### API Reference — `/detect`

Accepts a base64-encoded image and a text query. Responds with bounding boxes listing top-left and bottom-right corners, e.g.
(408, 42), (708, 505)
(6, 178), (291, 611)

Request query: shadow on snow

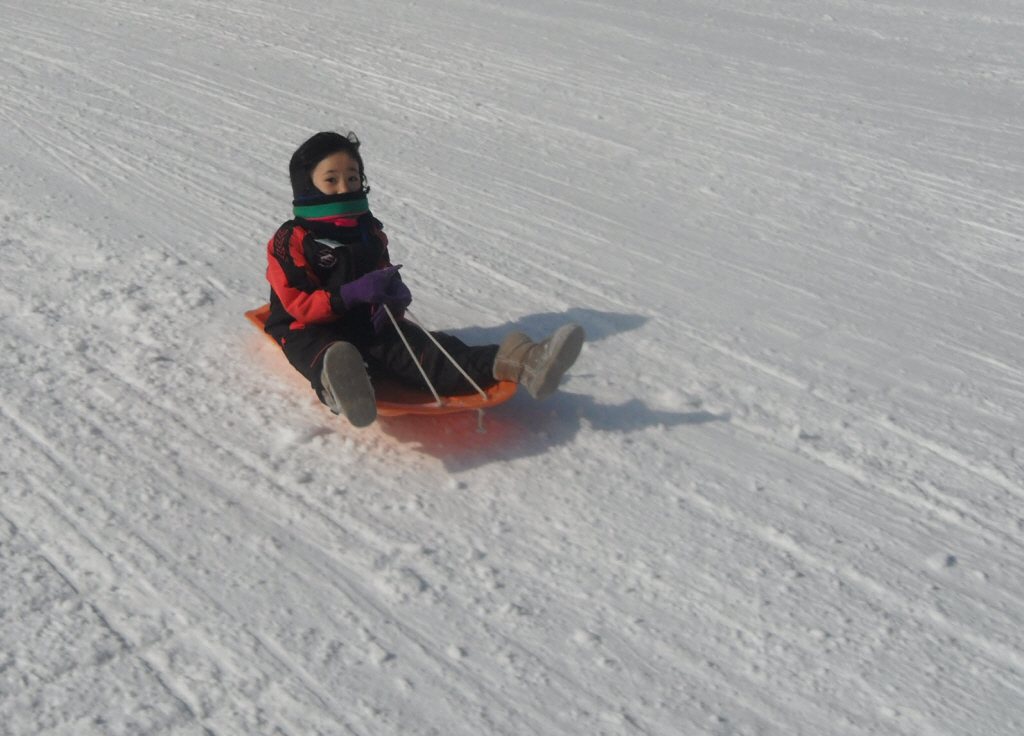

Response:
(375, 308), (728, 471)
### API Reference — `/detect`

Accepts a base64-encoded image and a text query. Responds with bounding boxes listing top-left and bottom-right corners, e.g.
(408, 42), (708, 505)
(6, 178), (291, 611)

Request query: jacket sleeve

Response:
(266, 224), (347, 325)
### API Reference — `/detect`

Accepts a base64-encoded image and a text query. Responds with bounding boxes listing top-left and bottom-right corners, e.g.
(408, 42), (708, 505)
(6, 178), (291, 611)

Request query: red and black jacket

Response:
(264, 212), (391, 342)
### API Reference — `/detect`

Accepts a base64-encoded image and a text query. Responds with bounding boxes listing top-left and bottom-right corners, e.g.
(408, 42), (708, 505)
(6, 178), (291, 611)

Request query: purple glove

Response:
(370, 273), (413, 333)
(383, 273), (412, 310)
(338, 265), (402, 309)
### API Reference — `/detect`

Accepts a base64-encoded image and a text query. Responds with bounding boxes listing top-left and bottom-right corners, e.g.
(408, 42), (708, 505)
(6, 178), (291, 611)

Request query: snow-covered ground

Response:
(2, 0), (1024, 733)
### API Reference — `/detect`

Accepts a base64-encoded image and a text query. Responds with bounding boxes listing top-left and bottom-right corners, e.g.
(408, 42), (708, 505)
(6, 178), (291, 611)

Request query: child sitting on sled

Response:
(263, 130), (585, 427)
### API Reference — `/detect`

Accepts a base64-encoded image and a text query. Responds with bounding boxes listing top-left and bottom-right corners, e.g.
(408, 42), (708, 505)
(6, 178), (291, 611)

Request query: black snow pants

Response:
(276, 320), (499, 406)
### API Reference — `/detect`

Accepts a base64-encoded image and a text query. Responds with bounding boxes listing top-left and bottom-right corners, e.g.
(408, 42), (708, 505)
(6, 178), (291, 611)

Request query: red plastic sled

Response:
(245, 304), (517, 417)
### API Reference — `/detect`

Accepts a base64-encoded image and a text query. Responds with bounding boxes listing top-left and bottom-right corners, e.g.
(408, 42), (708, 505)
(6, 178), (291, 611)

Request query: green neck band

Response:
(293, 195), (369, 219)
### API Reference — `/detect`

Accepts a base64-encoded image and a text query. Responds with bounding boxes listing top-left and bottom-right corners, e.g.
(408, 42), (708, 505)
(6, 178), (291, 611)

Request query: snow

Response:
(2, 0), (1024, 733)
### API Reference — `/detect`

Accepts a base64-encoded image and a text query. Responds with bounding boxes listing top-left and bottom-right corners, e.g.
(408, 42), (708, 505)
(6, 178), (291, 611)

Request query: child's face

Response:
(311, 152), (363, 195)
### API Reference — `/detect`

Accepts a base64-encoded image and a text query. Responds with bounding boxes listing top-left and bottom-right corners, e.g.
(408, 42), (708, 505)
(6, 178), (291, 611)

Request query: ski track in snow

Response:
(2, 0), (1024, 734)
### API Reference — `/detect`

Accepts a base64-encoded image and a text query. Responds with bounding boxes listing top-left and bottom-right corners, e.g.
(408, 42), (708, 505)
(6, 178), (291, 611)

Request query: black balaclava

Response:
(289, 131), (366, 200)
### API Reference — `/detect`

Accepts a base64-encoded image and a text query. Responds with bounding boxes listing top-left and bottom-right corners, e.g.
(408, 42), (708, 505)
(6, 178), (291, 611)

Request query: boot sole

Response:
(525, 323), (585, 400)
(322, 342), (377, 427)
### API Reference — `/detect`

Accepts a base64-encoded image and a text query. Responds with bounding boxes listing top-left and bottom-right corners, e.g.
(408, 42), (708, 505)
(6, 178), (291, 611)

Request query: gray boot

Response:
(320, 342), (377, 427)
(493, 324), (585, 400)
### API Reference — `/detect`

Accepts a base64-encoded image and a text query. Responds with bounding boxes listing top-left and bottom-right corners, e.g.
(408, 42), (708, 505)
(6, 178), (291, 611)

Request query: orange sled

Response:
(246, 304), (517, 417)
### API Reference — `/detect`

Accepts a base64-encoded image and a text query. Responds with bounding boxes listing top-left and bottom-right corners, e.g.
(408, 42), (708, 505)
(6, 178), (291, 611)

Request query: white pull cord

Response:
(381, 305), (490, 405)
(382, 304), (444, 406)
(406, 309), (491, 432)
(385, 302), (491, 431)
(405, 309), (490, 401)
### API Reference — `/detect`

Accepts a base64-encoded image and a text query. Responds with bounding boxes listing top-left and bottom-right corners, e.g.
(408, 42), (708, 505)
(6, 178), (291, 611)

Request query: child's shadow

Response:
(377, 391), (726, 472)
(375, 309), (728, 471)
(447, 307), (647, 347)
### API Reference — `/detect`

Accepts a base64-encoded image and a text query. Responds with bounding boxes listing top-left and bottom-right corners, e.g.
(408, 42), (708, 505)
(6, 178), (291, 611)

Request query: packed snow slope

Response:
(2, 0), (1024, 733)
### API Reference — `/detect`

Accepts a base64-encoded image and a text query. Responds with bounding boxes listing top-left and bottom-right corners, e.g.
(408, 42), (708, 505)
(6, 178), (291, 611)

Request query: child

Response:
(264, 131), (584, 427)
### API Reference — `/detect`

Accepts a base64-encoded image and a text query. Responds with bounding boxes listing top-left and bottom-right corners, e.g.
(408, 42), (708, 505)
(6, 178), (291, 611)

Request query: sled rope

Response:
(382, 305), (444, 406)
(382, 305), (490, 405)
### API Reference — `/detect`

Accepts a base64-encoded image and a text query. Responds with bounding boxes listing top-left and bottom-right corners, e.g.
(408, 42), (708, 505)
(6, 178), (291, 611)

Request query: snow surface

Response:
(2, 0), (1024, 733)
